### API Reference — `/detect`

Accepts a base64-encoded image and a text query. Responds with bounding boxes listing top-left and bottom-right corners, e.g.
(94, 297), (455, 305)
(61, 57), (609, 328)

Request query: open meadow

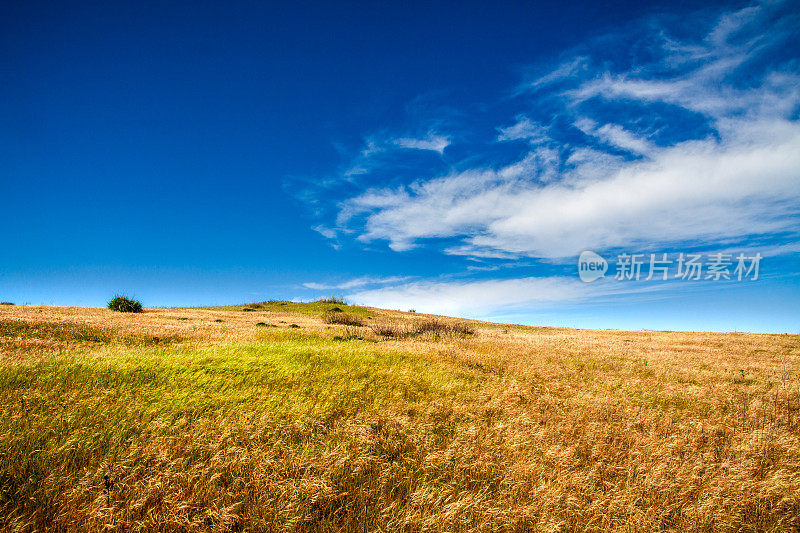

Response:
(0, 302), (798, 532)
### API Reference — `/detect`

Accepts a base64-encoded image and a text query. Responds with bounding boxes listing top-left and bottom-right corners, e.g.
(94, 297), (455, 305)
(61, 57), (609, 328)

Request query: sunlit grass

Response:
(1, 305), (799, 531)
(0, 335), (483, 530)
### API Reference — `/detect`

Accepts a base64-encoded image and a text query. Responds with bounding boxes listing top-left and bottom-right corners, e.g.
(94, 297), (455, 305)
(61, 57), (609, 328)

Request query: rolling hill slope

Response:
(1, 302), (799, 531)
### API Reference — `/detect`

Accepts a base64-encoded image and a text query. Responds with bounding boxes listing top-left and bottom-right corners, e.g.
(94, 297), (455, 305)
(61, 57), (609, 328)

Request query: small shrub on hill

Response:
(369, 319), (474, 339)
(413, 319), (474, 337)
(317, 295), (347, 305)
(107, 295), (143, 313)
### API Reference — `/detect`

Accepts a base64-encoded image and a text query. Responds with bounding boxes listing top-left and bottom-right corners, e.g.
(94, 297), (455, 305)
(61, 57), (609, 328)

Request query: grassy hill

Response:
(1, 302), (798, 531)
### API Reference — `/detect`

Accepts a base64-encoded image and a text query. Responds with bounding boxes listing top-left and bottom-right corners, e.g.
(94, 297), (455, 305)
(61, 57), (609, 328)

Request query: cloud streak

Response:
(344, 131), (450, 177)
(303, 275), (413, 291)
(348, 275), (669, 317)
(391, 132), (450, 153)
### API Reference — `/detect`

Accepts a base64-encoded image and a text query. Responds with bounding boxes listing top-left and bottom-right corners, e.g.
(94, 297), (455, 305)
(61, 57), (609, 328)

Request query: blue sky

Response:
(1, 0), (799, 333)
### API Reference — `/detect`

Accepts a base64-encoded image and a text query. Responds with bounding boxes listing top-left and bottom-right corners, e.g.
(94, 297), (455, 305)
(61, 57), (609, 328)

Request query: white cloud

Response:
(341, 131), (450, 177)
(444, 245), (520, 259)
(519, 56), (589, 93)
(391, 132), (450, 154)
(350, 276), (582, 315)
(331, 2), (800, 259)
(312, 225), (338, 240)
(497, 116), (550, 143)
(342, 117), (800, 258)
(303, 275), (413, 291)
(348, 275), (663, 316)
(473, 124), (800, 257)
(575, 118), (654, 155)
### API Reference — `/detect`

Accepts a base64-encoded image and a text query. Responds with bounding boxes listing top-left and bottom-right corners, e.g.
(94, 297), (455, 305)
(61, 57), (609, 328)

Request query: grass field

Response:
(1, 303), (798, 532)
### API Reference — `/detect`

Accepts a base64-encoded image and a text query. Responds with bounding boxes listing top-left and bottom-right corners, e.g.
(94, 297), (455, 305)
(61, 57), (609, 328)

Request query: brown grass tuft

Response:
(369, 321), (412, 338)
(322, 310), (364, 327)
(412, 318), (474, 337)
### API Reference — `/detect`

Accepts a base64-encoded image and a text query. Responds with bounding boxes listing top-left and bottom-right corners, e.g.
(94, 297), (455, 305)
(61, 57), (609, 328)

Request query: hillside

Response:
(1, 302), (799, 532)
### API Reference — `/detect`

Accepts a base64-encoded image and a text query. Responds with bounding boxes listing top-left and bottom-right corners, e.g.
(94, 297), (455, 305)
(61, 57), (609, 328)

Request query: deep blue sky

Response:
(2, 0), (799, 332)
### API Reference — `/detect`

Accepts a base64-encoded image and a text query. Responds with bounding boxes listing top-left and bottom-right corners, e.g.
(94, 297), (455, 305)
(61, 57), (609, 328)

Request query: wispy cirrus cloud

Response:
(344, 130), (450, 177)
(515, 56), (589, 94)
(303, 275), (413, 291)
(391, 132), (450, 153)
(496, 116), (551, 143)
(318, 1), (799, 260)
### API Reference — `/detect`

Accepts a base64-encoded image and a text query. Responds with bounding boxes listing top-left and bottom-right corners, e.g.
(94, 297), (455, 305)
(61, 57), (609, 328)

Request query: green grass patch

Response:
(0, 336), (481, 511)
(0, 320), (113, 344)
(0, 319), (183, 351)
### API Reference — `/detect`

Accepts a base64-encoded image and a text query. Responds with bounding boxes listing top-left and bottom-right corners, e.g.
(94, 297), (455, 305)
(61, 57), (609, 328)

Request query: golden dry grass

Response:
(0, 303), (798, 532)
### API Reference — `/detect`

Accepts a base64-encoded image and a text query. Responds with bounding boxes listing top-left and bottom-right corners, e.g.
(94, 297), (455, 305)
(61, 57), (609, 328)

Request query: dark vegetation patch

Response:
(107, 296), (143, 313)
(333, 326), (364, 341)
(240, 301), (284, 310)
(369, 322), (411, 338)
(248, 300), (288, 307)
(216, 300), (373, 319)
(0, 302), (14, 306)
(414, 319), (474, 337)
(322, 311), (364, 327)
(370, 319), (474, 339)
(316, 295), (347, 305)
(333, 334), (363, 341)
(121, 334), (183, 347)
